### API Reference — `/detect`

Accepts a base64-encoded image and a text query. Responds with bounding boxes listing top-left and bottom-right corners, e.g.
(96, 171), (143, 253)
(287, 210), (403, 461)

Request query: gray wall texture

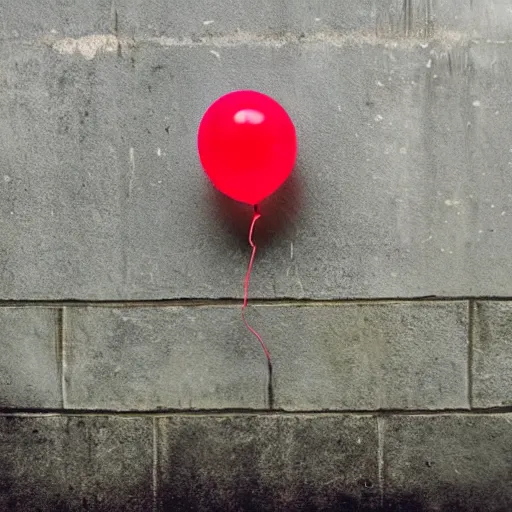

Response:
(1, 0), (512, 510)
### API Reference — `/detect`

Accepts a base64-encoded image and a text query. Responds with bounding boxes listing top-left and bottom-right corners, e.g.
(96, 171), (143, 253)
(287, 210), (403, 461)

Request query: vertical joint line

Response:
(377, 416), (385, 507)
(267, 360), (274, 410)
(57, 307), (66, 409)
(152, 418), (158, 512)
(467, 299), (475, 409)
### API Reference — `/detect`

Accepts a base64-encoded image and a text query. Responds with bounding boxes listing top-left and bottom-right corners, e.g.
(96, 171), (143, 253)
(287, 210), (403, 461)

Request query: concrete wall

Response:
(1, 1), (512, 510)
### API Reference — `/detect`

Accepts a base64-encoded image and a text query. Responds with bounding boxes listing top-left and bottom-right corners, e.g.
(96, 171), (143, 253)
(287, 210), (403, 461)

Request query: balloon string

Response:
(242, 205), (271, 361)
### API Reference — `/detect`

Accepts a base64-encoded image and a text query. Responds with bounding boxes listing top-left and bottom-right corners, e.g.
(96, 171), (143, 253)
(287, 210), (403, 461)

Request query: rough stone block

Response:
(0, 415), (153, 511)
(1, 39), (512, 300)
(254, 301), (469, 410)
(0, 307), (61, 408)
(64, 306), (268, 410)
(383, 414), (512, 511)
(472, 301), (512, 408)
(158, 414), (379, 511)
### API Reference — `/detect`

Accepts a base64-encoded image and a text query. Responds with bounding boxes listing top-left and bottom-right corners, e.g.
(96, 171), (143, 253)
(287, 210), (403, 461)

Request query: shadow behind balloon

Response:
(203, 164), (304, 251)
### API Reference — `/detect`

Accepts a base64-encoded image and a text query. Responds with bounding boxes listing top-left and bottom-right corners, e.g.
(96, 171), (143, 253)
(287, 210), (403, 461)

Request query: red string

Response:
(242, 205), (271, 361)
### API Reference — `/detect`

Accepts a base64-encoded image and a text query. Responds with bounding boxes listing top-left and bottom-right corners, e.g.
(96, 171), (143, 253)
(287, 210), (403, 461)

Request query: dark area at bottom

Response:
(1, 414), (511, 511)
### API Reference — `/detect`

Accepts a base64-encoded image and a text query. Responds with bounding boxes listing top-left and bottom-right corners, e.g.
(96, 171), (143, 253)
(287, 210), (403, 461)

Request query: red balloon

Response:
(198, 90), (297, 205)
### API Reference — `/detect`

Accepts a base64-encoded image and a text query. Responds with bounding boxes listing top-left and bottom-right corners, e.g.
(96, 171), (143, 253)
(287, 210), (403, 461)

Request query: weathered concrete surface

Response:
(0, 308), (61, 408)
(383, 414), (512, 511)
(158, 414), (379, 511)
(472, 301), (512, 408)
(64, 306), (268, 410)
(3, 0), (509, 43)
(256, 301), (469, 410)
(0, 415), (153, 511)
(0, 0), (113, 41)
(118, 0), (512, 40)
(117, 0), (376, 39)
(1, 39), (512, 300)
(64, 302), (468, 411)
(376, 0), (512, 39)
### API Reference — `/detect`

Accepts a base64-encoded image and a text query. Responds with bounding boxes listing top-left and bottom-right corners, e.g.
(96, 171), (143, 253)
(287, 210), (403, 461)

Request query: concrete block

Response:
(255, 301), (469, 410)
(116, 0), (376, 39)
(64, 306), (268, 410)
(472, 301), (512, 407)
(0, 307), (61, 408)
(383, 414), (512, 510)
(157, 414), (379, 511)
(118, 0), (512, 40)
(0, 415), (153, 511)
(1, 39), (512, 299)
(0, 0), (113, 41)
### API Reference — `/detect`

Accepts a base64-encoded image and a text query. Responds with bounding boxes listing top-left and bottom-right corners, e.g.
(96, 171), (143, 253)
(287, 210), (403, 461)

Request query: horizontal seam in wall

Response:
(0, 296), (509, 307)
(0, 406), (511, 417)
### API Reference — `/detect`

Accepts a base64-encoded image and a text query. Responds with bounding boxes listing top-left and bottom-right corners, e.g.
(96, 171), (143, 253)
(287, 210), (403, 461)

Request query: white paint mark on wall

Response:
(290, 242), (294, 260)
(50, 34), (118, 60)
(426, 59), (432, 68)
(157, 148), (161, 156)
(472, 100), (481, 107)
(210, 50), (220, 59)
(203, 20), (215, 26)
(444, 199), (461, 206)
(45, 30), (475, 61)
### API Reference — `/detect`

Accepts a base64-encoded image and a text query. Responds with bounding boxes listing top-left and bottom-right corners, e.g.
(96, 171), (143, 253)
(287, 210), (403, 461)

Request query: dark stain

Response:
(158, 482), (419, 511)
(159, 483), (508, 512)
(113, 9), (122, 57)
(425, 0), (435, 36)
(403, 0), (413, 36)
